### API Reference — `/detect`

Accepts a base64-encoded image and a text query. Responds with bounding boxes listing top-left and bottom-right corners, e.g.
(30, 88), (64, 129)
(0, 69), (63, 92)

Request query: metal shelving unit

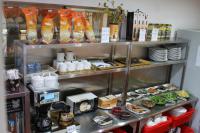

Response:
(14, 38), (195, 133)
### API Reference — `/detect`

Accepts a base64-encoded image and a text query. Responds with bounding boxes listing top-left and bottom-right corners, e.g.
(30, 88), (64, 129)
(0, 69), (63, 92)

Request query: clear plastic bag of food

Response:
(58, 9), (72, 43)
(41, 10), (57, 44)
(72, 12), (85, 42)
(83, 16), (96, 42)
(21, 7), (38, 44)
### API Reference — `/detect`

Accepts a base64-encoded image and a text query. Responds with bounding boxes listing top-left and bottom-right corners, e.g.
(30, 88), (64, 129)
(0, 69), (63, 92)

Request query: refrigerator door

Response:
(177, 29), (200, 133)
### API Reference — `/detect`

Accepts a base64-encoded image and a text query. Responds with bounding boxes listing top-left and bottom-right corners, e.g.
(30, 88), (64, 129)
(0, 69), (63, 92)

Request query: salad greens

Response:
(150, 92), (178, 105)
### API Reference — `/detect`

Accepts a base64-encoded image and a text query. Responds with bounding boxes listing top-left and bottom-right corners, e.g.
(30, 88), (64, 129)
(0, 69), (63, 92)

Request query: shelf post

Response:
(122, 43), (132, 105)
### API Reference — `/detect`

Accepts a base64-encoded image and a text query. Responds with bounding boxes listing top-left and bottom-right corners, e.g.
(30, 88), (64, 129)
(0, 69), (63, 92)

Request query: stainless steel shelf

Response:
(131, 39), (188, 47)
(58, 67), (126, 80)
(15, 39), (188, 49)
(131, 60), (186, 70)
(74, 109), (139, 133)
(14, 40), (130, 49)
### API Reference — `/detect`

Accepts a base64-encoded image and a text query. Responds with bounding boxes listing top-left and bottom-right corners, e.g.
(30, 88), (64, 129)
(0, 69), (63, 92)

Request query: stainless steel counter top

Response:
(74, 95), (197, 133)
(74, 109), (139, 133)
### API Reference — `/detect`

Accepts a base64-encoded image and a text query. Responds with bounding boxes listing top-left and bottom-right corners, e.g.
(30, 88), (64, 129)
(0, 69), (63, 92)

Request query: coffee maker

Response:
(34, 105), (52, 133)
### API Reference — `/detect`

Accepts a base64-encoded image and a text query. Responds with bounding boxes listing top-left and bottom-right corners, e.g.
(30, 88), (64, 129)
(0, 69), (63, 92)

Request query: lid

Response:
(63, 105), (71, 113)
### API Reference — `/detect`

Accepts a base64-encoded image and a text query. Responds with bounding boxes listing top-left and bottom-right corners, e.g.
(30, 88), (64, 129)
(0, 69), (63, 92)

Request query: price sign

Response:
(101, 27), (110, 43)
(66, 125), (76, 133)
(139, 29), (146, 42)
(151, 28), (159, 41)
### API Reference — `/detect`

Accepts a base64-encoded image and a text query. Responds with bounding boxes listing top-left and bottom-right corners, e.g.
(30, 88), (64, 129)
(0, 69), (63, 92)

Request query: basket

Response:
(167, 107), (195, 128)
(181, 126), (194, 133)
(142, 117), (172, 133)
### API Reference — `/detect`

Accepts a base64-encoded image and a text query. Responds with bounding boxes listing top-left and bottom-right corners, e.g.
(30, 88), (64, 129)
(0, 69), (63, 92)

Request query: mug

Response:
(66, 51), (76, 61)
(59, 62), (67, 73)
(66, 61), (76, 72)
(27, 63), (36, 74)
(57, 53), (65, 62)
(76, 61), (84, 71)
(44, 73), (59, 89)
(54, 61), (63, 70)
(82, 60), (91, 70)
(31, 75), (45, 89)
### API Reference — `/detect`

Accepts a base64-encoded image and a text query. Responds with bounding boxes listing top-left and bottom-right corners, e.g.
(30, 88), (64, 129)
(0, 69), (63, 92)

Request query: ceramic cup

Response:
(66, 51), (76, 61)
(76, 61), (84, 71)
(59, 62), (67, 73)
(57, 53), (65, 62)
(66, 61), (76, 71)
(31, 75), (45, 89)
(82, 60), (91, 70)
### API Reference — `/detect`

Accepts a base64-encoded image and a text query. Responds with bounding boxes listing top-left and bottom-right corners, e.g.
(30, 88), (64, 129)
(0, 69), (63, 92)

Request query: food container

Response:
(44, 73), (59, 89)
(31, 75), (45, 89)
(126, 103), (150, 115)
(66, 93), (98, 115)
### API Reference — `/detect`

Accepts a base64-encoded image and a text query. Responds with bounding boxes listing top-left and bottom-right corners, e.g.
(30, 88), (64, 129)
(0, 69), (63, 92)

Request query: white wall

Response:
(5, 0), (200, 30)
(0, 0), (8, 132)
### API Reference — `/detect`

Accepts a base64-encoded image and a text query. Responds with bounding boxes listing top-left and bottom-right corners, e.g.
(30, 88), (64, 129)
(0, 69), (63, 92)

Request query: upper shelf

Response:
(131, 38), (189, 47)
(15, 38), (188, 49)
(14, 40), (130, 49)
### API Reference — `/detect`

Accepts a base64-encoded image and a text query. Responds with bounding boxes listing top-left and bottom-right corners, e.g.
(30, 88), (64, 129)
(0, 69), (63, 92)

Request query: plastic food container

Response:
(142, 117), (172, 133)
(167, 107), (195, 128)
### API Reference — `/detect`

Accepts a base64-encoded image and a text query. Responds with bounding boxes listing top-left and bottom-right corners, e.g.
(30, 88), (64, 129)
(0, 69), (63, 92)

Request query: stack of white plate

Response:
(167, 46), (182, 60)
(149, 48), (168, 62)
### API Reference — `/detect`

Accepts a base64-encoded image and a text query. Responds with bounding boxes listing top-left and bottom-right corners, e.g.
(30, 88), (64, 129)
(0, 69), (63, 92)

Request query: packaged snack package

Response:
(83, 16), (96, 42)
(72, 12), (85, 42)
(58, 9), (72, 43)
(22, 7), (38, 44)
(41, 10), (57, 44)
(4, 6), (21, 18)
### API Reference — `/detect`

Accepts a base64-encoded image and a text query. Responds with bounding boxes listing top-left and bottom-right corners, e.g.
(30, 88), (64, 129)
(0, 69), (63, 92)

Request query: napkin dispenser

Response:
(66, 93), (98, 115)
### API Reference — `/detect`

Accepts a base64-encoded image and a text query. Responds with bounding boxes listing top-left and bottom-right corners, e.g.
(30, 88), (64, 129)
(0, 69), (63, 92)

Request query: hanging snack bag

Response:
(72, 12), (85, 42)
(58, 9), (72, 43)
(22, 7), (38, 44)
(41, 10), (57, 44)
(83, 16), (96, 42)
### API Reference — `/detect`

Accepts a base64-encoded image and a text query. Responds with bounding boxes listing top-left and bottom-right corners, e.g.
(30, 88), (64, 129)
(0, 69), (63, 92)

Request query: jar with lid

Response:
(165, 24), (172, 40)
(58, 105), (74, 127)
(147, 23), (153, 41)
